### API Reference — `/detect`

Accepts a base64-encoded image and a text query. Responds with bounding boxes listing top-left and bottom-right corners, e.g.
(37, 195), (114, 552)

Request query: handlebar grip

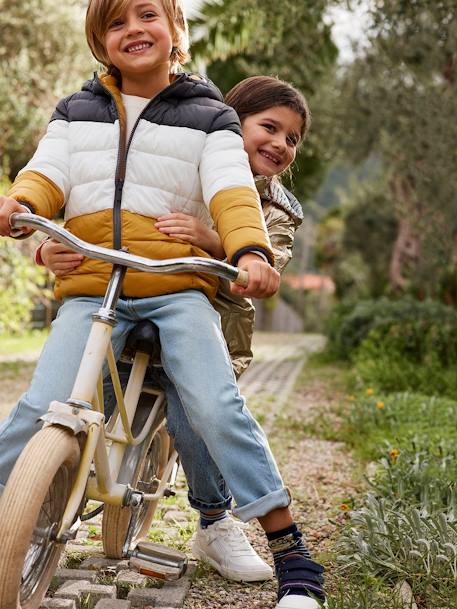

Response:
(234, 269), (249, 288)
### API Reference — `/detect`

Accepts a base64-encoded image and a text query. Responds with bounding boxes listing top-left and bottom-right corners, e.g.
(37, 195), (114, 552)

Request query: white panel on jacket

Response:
(19, 120), (71, 200)
(200, 130), (256, 205)
(65, 180), (116, 221)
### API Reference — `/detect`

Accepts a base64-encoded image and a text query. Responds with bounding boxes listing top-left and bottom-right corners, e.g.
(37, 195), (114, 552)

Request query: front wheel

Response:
(0, 426), (80, 609)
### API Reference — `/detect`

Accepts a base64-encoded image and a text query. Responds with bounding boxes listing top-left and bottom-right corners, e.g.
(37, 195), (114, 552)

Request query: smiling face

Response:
(241, 106), (303, 178)
(104, 0), (174, 96)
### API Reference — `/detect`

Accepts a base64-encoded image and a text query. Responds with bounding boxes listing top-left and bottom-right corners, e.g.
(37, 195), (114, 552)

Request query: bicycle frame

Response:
(38, 264), (176, 540)
(9, 212), (248, 543)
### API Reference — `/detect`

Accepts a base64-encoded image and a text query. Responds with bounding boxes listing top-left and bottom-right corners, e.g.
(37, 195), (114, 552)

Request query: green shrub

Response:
(337, 495), (457, 603)
(0, 177), (53, 335)
(327, 297), (457, 361)
(327, 297), (457, 396)
(370, 447), (457, 515)
(0, 239), (50, 335)
(353, 348), (457, 399)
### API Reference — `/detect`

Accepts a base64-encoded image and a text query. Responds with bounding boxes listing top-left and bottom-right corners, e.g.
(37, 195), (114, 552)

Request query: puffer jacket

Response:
(9, 73), (272, 300)
(214, 177), (304, 378)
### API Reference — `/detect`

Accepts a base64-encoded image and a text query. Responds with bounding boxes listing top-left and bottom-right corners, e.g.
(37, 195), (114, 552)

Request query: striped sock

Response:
(267, 524), (325, 603)
(199, 509), (227, 529)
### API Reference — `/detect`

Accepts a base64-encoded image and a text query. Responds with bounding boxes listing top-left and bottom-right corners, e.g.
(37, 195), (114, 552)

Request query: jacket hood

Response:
(83, 72), (223, 104)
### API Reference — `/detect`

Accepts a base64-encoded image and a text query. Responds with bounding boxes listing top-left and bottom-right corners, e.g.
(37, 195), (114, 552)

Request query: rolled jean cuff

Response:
(232, 487), (292, 522)
(187, 491), (233, 512)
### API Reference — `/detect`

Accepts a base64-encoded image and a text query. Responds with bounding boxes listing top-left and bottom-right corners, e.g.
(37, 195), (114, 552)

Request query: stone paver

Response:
(80, 557), (129, 572)
(128, 563), (196, 608)
(55, 581), (116, 609)
(116, 570), (149, 589)
(39, 600), (77, 609)
(53, 569), (98, 587)
(94, 601), (132, 609)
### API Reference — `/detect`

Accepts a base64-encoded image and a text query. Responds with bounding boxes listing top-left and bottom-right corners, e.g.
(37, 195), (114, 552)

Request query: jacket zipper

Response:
(96, 74), (184, 250)
(96, 75), (127, 250)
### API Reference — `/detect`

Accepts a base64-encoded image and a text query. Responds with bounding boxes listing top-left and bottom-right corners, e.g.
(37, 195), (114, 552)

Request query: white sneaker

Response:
(276, 595), (327, 608)
(192, 517), (273, 581)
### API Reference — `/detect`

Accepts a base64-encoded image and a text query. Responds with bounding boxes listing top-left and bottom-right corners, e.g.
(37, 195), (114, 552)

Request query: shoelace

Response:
(204, 519), (255, 555)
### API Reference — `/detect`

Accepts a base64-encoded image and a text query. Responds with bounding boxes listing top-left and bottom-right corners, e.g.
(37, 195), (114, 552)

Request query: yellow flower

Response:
(366, 388), (374, 397)
(339, 503), (350, 511)
(389, 448), (400, 461)
(376, 401), (385, 410)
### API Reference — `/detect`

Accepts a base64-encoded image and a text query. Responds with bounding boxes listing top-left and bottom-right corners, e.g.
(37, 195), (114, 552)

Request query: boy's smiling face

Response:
(105, 0), (174, 96)
(242, 106), (302, 178)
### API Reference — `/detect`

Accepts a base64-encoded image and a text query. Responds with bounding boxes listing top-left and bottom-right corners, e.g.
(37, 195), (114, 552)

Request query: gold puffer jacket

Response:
(214, 177), (303, 378)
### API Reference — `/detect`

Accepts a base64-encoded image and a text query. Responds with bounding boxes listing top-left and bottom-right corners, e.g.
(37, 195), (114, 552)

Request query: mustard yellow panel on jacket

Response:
(209, 187), (273, 264)
(55, 210), (219, 300)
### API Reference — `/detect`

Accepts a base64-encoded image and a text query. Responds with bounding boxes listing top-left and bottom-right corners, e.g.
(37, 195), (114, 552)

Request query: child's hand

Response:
(0, 196), (32, 236)
(155, 213), (225, 259)
(231, 253), (280, 298)
(41, 239), (84, 276)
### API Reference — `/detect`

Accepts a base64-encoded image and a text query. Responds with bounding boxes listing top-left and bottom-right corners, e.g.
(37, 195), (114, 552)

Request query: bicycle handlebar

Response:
(10, 213), (249, 287)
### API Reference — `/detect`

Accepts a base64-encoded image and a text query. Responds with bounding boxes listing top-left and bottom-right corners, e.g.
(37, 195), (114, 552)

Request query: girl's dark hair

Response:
(225, 76), (311, 140)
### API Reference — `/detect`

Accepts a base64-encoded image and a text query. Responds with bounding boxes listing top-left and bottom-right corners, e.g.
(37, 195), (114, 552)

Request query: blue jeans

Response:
(0, 291), (289, 521)
(110, 365), (234, 513)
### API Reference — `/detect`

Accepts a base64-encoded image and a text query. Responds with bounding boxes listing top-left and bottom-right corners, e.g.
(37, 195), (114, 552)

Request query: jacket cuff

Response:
(231, 246), (272, 266)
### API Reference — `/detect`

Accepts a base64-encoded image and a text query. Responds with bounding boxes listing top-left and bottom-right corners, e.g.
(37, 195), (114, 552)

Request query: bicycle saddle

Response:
(123, 320), (162, 362)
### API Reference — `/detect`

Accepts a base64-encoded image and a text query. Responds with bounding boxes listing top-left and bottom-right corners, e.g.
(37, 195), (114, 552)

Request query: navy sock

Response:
(199, 509), (227, 529)
(267, 524), (325, 603)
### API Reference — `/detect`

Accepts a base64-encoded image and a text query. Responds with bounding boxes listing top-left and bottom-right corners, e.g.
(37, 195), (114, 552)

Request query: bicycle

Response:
(0, 212), (248, 609)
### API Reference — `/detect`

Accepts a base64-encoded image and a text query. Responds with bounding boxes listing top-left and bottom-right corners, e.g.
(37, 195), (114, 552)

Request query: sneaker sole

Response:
(192, 543), (273, 582)
(275, 596), (326, 609)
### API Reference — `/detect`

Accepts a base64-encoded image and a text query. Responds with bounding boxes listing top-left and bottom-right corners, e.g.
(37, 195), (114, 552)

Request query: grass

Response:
(0, 360), (36, 380)
(0, 329), (48, 357)
(340, 390), (457, 462)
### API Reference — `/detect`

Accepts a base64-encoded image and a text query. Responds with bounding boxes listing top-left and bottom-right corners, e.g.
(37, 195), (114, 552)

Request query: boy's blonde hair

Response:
(86, 0), (189, 73)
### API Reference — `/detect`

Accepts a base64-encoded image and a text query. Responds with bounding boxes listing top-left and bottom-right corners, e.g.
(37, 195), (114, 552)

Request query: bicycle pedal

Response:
(129, 541), (188, 581)
(163, 487), (176, 497)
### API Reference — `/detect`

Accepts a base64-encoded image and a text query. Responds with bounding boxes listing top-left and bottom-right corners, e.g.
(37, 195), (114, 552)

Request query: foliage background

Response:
(1, 0), (456, 327)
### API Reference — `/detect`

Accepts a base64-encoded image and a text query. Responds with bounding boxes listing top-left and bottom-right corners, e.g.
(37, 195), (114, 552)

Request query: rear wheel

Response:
(102, 426), (171, 558)
(0, 427), (80, 609)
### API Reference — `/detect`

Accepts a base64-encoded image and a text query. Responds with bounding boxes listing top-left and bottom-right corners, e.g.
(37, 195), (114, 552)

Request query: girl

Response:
(36, 75), (327, 608)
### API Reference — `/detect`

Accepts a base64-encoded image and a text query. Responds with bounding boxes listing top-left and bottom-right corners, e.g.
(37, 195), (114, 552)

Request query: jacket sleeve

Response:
(7, 98), (71, 218)
(264, 204), (298, 274)
(199, 106), (274, 265)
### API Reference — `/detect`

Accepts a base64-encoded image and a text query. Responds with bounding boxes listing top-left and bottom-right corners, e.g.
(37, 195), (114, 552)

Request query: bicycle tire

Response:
(0, 426), (80, 609)
(102, 425), (171, 558)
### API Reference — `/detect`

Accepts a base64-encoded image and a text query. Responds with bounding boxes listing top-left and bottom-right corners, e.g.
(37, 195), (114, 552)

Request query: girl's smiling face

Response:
(241, 106), (303, 177)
